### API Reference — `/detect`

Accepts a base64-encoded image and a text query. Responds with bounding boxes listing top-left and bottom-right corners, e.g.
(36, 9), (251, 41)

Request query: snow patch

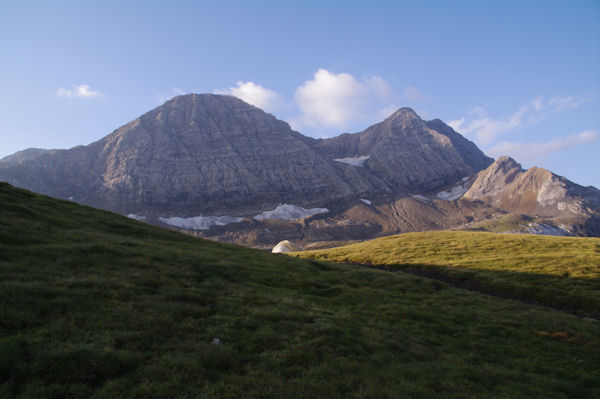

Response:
(159, 215), (243, 230)
(254, 204), (329, 221)
(360, 198), (372, 205)
(505, 223), (569, 237)
(333, 155), (370, 167)
(410, 194), (431, 202)
(68, 196), (74, 200)
(127, 214), (146, 221)
(436, 183), (468, 201)
(461, 176), (470, 182)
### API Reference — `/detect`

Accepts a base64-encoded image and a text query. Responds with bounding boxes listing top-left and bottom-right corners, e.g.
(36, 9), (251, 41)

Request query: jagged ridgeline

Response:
(0, 94), (489, 214)
(1, 94), (598, 242)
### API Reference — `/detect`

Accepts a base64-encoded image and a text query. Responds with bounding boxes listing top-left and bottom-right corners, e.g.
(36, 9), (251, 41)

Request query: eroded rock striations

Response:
(314, 108), (492, 192)
(0, 94), (489, 218)
(1, 94), (597, 243)
(463, 156), (600, 235)
(0, 95), (388, 216)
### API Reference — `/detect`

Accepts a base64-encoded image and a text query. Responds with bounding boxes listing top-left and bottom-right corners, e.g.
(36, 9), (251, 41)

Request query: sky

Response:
(1, 0), (599, 187)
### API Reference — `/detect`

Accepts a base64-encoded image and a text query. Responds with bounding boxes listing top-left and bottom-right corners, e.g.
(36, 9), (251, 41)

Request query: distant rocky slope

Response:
(1, 93), (597, 243)
(314, 108), (492, 192)
(0, 95), (389, 215)
(463, 156), (600, 235)
(0, 94), (489, 215)
(0, 148), (56, 164)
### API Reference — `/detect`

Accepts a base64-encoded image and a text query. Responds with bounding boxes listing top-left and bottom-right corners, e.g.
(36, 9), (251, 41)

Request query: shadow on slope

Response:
(1, 183), (599, 398)
(297, 231), (600, 317)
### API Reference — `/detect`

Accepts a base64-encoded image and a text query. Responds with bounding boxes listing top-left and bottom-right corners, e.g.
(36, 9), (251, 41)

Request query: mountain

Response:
(0, 148), (56, 164)
(0, 94), (388, 216)
(1, 94), (597, 243)
(314, 108), (492, 192)
(463, 156), (600, 235)
(0, 94), (489, 217)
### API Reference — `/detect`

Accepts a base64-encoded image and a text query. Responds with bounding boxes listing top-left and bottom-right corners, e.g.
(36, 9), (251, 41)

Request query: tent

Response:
(271, 240), (301, 253)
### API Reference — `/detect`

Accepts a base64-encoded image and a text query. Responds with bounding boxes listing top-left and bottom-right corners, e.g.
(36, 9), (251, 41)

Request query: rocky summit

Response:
(0, 95), (386, 216)
(1, 93), (598, 245)
(0, 94), (489, 216)
(463, 156), (600, 235)
(314, 108), (492, 192)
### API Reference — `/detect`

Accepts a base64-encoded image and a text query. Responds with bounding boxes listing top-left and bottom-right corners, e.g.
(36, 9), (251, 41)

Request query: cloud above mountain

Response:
(215, 81), (283, 112)
(56, 84), (100, 98)
(290, 69), (402, 134)
(486, 130), (599, 162)
(215, 69), (406, 135)
(293, 69), (370, 128)
(448, 95), (591, 146)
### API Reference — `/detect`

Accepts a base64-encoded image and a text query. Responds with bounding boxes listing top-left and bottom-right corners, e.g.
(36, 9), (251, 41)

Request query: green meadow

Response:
(298, 231), (600, 317)
(1, 182), (599, 398)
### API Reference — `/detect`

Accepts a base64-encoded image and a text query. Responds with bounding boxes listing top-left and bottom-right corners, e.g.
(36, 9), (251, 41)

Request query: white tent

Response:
(271, 240), (301, 253)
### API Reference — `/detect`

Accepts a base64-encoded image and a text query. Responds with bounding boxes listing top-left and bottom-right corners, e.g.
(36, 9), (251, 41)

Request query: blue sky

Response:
(1, 0), (599, 187)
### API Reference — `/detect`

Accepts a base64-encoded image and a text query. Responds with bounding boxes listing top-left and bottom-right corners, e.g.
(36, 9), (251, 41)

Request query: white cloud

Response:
(215, 81), (282, 112)
(545, 95), (589, 112)
(56, 84), (100, 98)
(449, 95), (591, 146)
(293, 69), (392, 129)
(486, 130), (599, 161)
(449, 103), (528, 145)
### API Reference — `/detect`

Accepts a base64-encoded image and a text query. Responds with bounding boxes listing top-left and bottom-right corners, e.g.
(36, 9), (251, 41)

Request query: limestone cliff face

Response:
(313, 108), (493, 192)
(1, 96), (492, 216)
(0, 94), (387, 215)
(463, 156), (600, 235)
(0, 148), (56, 164)
(4, 94), (596, 237)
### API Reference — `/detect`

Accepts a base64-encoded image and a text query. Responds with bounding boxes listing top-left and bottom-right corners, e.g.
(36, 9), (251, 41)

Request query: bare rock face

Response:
(0, 148), (57, 164)
(463, 156), (600, 235)
(314, 108), (493, 193)
(0, 95), (490, 218)
(0, 94), (386, 216)
(198, 195), (503, 249)
(2, 94), (596, 241)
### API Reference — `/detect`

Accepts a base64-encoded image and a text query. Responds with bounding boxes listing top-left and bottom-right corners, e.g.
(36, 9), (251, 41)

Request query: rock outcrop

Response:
(0, 148), (56, 164)
(1, 94), (596, 242)
(0, 95), (490, 218)
(463, 156), (600, 235)
(0, 94), (387, 216)
(313, 108), (493, 192)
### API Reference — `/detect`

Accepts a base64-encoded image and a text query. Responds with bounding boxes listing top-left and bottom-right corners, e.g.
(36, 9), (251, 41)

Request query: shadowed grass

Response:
(1, 182), (599, 398)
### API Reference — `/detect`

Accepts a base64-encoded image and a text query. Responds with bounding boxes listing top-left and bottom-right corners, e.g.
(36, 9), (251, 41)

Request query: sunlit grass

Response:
(297, 231), (600, 315)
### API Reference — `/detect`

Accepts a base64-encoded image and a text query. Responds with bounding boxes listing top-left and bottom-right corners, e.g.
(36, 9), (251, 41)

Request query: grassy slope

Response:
(298, 231), (600, 316)
(464, 213), (536, 233)
(1, 182), (599, 398)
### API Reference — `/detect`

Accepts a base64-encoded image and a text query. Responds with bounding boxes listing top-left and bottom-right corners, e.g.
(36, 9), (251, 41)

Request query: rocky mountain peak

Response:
(494, 155), (521, 169)
(1, 93), (597, 239)
(464, 156), (600, 234)
(312, 108), (492, 193)
(0, 94), (386, 216)
(0, 148), (56, 165)
(487, 156), (523, 178)
(386, 107), (421, 122)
